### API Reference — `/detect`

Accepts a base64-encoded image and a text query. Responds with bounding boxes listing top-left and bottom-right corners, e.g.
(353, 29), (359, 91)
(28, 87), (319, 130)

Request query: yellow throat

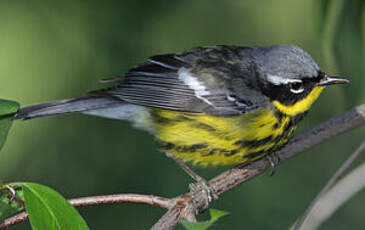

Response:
(273, 86), (324, 116)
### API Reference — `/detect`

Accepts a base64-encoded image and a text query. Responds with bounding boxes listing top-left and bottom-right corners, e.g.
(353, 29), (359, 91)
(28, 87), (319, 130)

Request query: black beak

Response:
(317, 74), (349, 86)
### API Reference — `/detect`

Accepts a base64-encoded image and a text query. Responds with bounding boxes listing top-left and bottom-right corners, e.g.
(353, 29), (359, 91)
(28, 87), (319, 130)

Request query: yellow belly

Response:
(148, 108), (296, 166)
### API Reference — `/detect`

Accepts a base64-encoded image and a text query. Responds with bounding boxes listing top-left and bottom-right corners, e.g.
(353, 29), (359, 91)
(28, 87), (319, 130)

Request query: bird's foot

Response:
(189, 177), (217, 209)
(266, 152), (281, 176)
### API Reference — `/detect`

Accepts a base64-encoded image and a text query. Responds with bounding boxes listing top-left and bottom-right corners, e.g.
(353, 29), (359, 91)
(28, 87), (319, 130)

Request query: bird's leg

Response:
(266, 152), (281, 176)
(166, 154), (217, 206)
(167, 154), (206, 183)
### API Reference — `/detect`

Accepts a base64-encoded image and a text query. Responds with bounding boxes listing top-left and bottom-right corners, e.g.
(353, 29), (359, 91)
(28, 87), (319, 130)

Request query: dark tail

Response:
(15, 96), (120, 120)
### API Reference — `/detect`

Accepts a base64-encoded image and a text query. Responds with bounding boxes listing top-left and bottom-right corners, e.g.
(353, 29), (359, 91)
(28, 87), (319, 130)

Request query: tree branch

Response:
(0, 193), (174, 229)
(69, 193), (174, 209)
(1, 104), (364, 230)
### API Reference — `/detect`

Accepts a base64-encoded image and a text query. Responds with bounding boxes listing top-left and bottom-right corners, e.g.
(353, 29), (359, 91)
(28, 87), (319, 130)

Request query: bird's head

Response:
(252, 45), (349, 116)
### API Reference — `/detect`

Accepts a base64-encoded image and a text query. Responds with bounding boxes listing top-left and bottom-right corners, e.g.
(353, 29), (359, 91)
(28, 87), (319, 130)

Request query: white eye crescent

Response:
(290, 83), (305, 94)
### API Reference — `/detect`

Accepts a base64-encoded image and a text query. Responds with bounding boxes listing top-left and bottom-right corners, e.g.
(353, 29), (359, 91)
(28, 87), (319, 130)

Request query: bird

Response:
(16, 45), (348, 175)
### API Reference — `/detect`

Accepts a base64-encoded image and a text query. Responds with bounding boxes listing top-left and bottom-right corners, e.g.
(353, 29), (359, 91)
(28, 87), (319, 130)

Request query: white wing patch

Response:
(267, 74), (302, 85)
(226, 95), (246, 107)
(178, 68), (213, 105)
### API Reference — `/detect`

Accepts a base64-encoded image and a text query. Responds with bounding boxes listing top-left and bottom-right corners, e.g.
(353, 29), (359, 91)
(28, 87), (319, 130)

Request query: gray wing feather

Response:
(91, 47), (260, 116)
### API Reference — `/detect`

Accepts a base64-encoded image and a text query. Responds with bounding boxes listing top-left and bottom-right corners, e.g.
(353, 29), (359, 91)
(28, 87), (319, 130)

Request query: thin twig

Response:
(0, 212), (28, 229)
(0, 193), (173, 229)
(5, 185), (25, 207)
(296, 161), (365, 230)
(293, 141), (365, 230)
(69, 193), (173, 209)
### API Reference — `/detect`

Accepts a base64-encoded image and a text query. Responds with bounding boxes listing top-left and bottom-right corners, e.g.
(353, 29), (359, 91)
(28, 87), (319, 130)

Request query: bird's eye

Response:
(290, 83), (304, 94)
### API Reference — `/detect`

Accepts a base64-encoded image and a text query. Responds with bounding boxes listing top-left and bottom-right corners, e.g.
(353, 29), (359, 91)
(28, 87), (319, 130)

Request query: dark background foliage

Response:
(0, 0), (364, 229)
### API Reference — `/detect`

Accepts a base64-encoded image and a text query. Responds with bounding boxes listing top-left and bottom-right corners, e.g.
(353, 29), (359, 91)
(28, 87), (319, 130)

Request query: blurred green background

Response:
(0, 0), (364, 229)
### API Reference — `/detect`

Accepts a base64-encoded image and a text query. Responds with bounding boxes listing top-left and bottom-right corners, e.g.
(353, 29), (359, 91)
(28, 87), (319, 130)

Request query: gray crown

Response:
(252, 45), (320, 82)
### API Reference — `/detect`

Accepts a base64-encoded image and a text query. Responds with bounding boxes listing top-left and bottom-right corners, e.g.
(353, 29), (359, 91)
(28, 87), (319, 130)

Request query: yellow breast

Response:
(149, 108), (295, 166)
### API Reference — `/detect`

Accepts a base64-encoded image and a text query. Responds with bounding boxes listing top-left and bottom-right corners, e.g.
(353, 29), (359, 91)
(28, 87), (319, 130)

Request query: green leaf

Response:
(0, 99), (19, 151)
(0, 186), (25, 221)
(0, 100), (19, 116)
(22, 183), (88, 230)
(209, 209), (229, 221)
(180, 209), (229, 230)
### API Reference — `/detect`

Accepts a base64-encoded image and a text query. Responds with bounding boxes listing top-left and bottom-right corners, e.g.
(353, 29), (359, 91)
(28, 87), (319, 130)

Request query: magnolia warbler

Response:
(16, 45), (348, 169)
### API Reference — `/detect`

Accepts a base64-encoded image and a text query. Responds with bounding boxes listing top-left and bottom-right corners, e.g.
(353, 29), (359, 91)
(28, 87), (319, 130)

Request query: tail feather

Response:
(15, 96), (120, 120)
